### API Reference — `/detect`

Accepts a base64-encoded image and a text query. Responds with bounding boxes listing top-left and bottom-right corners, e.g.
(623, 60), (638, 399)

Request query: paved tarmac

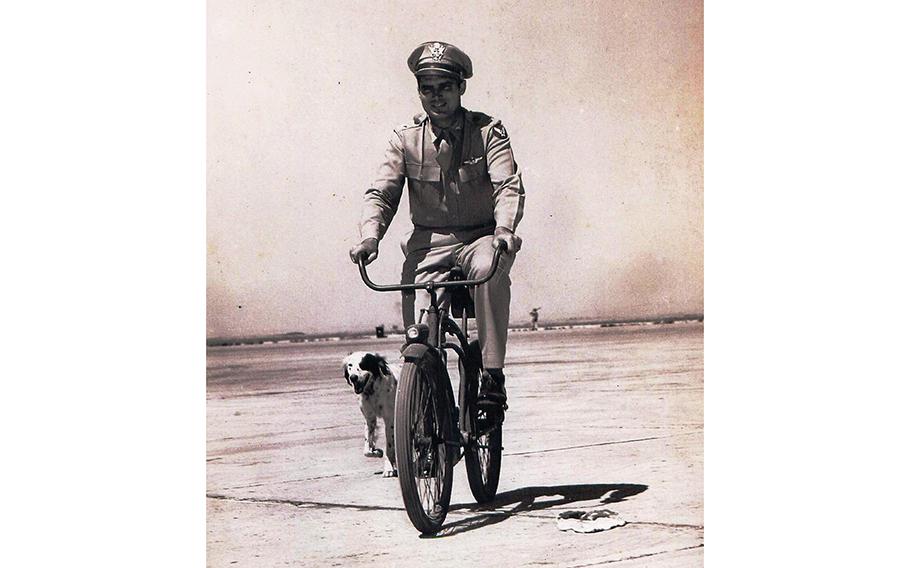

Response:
(207, 322), (703, 567)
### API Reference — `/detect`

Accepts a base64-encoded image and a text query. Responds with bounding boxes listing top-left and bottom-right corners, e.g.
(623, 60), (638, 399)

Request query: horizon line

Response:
(206, 313), (704, 346)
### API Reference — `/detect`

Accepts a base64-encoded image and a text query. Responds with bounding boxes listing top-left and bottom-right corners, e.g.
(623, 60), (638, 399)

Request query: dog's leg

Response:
(382, 417), (397, 477)
(361, 406), (383, 458)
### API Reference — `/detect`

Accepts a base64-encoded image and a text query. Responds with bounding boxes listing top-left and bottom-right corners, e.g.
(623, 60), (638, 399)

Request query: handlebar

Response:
(357, 243), (505, 293)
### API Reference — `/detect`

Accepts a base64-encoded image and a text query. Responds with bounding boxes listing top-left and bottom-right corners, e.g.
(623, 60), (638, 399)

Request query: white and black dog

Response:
(342, 352), (399, 477)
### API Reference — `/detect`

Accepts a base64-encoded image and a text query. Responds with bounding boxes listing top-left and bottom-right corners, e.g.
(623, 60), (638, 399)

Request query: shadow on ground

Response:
(423, 483), (648, 538)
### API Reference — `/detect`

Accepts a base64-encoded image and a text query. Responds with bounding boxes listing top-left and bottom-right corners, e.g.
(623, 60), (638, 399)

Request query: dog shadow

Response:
(421, 483), (648, 538)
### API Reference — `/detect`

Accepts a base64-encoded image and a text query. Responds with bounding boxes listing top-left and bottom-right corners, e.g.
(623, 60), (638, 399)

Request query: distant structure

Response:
(375, 325), (386, 338)
(529, 307), (541, 331)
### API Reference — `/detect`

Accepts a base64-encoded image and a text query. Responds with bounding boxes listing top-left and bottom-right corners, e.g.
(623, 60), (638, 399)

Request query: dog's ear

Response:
(359, 352), (381, 376)
(377, 356), (390, 377)
(363, 353), (390, 377)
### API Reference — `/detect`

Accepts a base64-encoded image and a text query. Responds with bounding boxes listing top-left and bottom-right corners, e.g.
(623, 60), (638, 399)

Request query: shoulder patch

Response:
(491, 122), (509, 140)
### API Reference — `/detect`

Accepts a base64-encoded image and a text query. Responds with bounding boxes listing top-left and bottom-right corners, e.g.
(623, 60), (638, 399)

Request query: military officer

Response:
(349, 41), (525, 409)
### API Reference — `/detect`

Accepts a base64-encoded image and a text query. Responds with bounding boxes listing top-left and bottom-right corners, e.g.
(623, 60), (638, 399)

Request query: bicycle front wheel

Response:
(394, 357), (455, 534)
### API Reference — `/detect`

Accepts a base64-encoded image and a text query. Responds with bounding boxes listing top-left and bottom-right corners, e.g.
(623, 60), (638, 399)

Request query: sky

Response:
(207, 0), (703, 337)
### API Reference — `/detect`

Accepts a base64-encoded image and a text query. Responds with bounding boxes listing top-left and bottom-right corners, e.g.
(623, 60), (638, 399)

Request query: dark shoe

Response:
(478, 369), (508, 411)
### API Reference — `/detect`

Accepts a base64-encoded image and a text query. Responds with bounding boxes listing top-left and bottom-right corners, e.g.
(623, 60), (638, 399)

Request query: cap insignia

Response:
(429, 42), (447, 62)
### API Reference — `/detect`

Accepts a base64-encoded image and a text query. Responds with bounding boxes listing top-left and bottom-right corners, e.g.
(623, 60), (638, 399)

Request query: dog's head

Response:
(342, 352), (391, 395)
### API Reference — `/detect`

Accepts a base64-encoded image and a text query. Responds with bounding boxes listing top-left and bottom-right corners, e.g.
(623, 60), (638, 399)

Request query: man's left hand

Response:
(492, 227), (522, 254)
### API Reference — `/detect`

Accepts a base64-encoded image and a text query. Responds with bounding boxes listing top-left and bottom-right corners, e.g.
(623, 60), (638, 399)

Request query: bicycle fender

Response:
(401, 343), (434, 363)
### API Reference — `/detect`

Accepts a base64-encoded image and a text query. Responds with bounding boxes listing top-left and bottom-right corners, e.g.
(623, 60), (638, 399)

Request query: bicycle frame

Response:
(356, 245), (504, 446)
(357, 246), (502, 346)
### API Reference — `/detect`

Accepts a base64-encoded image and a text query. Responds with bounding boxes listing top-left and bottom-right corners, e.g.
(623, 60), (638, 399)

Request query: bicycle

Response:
(356, 243), (506, 534)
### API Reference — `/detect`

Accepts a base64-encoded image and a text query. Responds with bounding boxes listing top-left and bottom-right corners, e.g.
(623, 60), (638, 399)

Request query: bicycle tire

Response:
(394, 357), (455, 534)
(462, 341), (503, 504)
(465, 424), (502, 503)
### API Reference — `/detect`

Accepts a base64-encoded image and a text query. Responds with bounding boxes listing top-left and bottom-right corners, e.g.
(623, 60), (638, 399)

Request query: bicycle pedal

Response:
(416, 447), (438, 477)
(476, 409), (505, 430)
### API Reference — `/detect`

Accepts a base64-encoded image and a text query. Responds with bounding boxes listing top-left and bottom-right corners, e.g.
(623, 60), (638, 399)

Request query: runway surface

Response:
(207, 322), (703, 567)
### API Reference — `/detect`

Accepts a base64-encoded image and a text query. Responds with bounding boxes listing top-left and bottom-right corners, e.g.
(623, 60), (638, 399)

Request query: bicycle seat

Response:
(447, 266), (475, 318)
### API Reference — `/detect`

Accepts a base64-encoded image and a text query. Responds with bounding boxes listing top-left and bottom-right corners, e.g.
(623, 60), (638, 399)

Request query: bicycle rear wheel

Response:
(394, 357), (455, 534)
(465, 411), (502, 503)
(462, 342), (503, 504)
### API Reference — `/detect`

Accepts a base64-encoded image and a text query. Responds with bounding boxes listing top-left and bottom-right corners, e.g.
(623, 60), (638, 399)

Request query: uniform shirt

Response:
(359, 108), (525, 241)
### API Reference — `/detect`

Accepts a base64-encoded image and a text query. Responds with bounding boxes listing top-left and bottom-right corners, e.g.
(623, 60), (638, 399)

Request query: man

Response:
(529, 307), (541, 331)
(348, 41), (525, 411)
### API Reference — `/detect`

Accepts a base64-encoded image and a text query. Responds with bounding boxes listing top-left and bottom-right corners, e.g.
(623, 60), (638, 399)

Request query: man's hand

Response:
(492, 227), (522, 254)
(349, 238), (379, 264)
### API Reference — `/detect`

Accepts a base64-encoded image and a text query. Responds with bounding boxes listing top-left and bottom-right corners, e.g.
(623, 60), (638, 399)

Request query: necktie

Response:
(435, 131), (453, 175)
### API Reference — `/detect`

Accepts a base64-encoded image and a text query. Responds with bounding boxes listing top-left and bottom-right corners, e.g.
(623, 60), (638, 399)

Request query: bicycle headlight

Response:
(405, 324), (429, 344)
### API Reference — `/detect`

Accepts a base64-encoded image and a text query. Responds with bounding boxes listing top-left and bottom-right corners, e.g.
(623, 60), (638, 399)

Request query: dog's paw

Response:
(364, 448), (383, 458)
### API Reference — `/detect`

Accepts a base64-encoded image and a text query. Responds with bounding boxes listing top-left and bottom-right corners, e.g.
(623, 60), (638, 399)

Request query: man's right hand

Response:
(349, 238), (379, 264)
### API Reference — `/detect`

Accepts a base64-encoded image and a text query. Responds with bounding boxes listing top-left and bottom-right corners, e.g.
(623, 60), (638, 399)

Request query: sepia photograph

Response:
(207, 1), (703, 565)
(9, 2), (910, 567)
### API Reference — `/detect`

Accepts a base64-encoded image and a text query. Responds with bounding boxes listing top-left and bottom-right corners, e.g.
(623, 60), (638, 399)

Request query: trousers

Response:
(400, 226), (515, 369)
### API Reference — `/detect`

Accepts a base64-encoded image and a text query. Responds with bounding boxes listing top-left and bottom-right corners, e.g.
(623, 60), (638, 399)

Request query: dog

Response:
(342, 352), (399, 477)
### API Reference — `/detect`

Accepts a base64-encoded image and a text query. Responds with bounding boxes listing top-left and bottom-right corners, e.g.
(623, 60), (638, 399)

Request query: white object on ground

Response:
(557, 509), (627, 533)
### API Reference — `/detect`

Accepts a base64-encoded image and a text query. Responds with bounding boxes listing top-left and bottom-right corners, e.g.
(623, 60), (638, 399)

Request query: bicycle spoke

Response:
(408, 371), (447, 520)
(478, 433), (489, 484)
(465, 392), (501, 504)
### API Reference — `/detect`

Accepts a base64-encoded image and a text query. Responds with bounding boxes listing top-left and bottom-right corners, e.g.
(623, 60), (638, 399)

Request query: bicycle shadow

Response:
(421, 483), (648, 538)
